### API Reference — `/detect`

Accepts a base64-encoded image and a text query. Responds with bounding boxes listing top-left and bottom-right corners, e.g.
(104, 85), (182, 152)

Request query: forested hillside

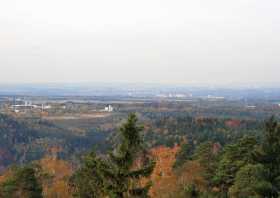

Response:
(0, 111), (279, 197)
(0, 114), (108, 170)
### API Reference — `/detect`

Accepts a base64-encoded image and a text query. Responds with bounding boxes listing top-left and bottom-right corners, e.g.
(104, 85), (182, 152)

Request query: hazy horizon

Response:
(1, 0), (279, 84)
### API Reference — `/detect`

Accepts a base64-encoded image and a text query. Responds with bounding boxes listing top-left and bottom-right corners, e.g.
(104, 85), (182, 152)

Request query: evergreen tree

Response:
(213, 136), (257, 193)
(69, 151), (104, 198)
(0, 165), (43, 198)
(229, 164), (272, 198)
(254, 116), (280, 197)
(173, 140), (195, 169)
(192, 141), (218, 188)
(71, 113), (155, 198)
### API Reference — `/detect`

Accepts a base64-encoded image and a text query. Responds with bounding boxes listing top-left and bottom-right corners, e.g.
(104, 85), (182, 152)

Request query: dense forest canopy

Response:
(0, 97), (279, 197)
(1, 115), (277, 197)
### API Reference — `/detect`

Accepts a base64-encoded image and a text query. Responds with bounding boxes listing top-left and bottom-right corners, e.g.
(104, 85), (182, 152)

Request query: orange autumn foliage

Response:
(0, 156), (73, 198)
(176, 161), (207, 191)
(0, 169), (13, 184)
(143, 145), (207, 198)
(0, 144), (209, 198)
(143, 145), (180, 198)
(39, 156), (73, 198)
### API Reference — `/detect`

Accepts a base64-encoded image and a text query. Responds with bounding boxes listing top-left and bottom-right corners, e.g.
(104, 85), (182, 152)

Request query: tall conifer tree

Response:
(71, 113), (155, 198)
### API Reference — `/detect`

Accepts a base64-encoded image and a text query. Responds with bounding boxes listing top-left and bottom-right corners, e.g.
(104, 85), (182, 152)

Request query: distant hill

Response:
(1, 83), (280, 100)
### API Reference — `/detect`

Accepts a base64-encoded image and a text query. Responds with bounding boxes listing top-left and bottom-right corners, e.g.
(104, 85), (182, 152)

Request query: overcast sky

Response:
(0, 0), (279, 85)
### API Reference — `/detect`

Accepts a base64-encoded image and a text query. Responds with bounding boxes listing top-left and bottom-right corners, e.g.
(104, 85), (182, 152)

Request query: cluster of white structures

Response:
(11, 101), (52, 113)
(10, 99), (114, 113)
(104, 105), (114, 112)
(207, 95), (225, 100)
(156, 93), (192, 98)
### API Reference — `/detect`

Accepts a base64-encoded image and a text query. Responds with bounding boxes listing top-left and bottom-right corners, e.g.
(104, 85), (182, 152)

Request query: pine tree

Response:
(192, 141), (218, 188)
(71, 113), (155, 198)
(0, 165), (43, 198)
(173, 140), (195, 169)
(229, 164), (272, 197)
(254, 116), (280, 197)
(214, 136), (258, 193)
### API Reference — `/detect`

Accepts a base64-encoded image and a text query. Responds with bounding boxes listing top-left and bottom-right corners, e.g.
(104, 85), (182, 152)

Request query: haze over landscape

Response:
(1, 0), (280, 84)
(1, 1), (280, 198)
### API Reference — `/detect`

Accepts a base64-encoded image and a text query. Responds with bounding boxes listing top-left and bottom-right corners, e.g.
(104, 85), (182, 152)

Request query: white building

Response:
(104, 105), (114, 112)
